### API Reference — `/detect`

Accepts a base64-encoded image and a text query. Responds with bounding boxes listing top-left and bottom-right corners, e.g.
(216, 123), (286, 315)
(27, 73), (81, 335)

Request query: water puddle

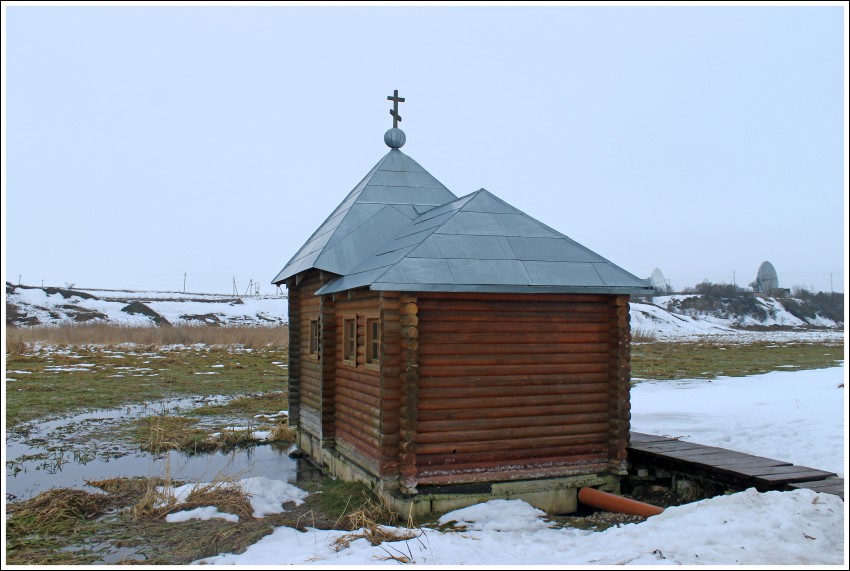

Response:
(5, 396), (314, 502)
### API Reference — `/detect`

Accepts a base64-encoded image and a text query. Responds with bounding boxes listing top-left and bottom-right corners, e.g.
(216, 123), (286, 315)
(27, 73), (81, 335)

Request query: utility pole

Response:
(733, 270), (736, 287)
(183, 272), (187, 293)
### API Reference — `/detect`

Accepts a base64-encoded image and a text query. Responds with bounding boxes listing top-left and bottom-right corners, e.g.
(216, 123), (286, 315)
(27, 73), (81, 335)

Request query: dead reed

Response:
(5, 323), (288, 351)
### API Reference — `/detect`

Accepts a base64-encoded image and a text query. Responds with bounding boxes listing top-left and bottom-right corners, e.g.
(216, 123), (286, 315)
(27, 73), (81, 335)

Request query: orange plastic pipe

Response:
(578, 487), (664, 517)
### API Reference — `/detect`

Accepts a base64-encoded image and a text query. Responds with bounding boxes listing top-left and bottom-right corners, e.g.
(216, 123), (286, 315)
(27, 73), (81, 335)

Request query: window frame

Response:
(365, 317), (381, 370)
(342, 315), (357, 366)
(308, 318), (320, 358)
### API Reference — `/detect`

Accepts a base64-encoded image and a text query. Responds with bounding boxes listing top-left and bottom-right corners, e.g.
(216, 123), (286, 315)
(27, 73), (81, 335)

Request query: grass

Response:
(5, 343), (289, 429)
(5, 476), (277, 565)
(631, 340), (844, 381)
(6, 323), (289, 350)
(5, 475), (406, 565)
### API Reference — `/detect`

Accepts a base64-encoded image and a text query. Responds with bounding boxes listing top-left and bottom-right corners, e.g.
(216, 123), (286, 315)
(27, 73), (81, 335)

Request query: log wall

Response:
(414, 292), (618, 485)
(333, 291), (382, 473)
(294, 272), (325, 439)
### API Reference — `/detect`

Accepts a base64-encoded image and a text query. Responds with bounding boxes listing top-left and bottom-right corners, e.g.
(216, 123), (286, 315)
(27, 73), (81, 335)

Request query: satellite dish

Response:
(755, 261), (779, 293)
(649, 268), (667, 292)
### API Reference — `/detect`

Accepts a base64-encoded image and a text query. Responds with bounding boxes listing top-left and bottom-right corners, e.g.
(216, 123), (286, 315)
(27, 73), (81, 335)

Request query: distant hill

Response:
(5, 283), (288, 327)
(5, 283), (842, 341)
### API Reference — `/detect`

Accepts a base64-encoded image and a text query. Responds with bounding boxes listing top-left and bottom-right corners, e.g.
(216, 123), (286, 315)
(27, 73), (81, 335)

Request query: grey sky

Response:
(4, 4), (846, 294)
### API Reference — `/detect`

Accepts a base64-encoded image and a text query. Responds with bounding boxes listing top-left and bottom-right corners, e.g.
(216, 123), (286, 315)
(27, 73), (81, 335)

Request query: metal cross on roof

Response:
(387, 89), (405, 128)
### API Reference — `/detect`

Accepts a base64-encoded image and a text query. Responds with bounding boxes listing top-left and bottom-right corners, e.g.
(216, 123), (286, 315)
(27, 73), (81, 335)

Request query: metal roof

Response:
(315, 189), (653, 296)
(272, 149), (457, 283)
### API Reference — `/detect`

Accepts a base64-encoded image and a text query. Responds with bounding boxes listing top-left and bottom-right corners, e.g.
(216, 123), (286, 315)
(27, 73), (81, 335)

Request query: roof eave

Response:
(317, 282), (654, 296)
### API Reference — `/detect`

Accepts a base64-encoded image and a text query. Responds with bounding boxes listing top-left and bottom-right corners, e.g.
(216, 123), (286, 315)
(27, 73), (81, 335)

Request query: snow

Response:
(631, 364), (846, 476)
(158, 476), (308, 520)
(195, 364), (847, 566)
(166, 506), (240, 523)
(199, 489), (844, 565)
(6, 285), (288, 327)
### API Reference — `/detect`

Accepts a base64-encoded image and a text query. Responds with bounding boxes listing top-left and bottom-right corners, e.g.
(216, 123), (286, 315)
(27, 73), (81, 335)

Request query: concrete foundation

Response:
(297, 432), (620, 517)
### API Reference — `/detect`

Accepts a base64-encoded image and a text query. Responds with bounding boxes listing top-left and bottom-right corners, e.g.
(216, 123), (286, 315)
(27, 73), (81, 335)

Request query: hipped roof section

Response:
(314, 189), (653, 295)
(273, 148), (653, 295)
(272, 149), (457, 283)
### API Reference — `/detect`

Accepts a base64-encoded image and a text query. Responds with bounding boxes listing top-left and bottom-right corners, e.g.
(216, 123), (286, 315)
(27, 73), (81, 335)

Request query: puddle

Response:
(5, 397), (312, 503)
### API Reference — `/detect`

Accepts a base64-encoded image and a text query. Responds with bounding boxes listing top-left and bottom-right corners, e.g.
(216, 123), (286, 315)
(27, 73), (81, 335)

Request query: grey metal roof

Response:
(272, 149), (457, 284)
(315, 189), (654, 296)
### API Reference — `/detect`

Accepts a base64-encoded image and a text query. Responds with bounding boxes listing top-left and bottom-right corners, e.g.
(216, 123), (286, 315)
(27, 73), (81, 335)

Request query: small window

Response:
(309, 318), (320, 357)
(366, 318), (380, 366)
(343, 317), (356, 364)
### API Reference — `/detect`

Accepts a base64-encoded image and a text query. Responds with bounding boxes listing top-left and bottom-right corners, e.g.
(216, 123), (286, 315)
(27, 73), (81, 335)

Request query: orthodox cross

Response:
(387, 90), (405, 128)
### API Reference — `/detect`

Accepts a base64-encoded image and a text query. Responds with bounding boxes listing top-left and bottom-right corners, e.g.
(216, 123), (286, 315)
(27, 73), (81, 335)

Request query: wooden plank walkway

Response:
(629, 432), (843, 499)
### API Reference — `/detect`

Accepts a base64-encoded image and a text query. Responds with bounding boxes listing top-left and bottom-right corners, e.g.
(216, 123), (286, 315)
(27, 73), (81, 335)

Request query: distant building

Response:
(272, 94), (653, 515)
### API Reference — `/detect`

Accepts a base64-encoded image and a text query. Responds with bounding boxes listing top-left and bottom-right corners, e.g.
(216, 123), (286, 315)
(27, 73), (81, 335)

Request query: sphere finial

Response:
(384, 128), (406, 148)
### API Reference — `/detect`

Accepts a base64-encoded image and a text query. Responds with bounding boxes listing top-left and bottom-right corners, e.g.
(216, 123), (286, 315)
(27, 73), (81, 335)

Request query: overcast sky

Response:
(3, 4), (847, 295)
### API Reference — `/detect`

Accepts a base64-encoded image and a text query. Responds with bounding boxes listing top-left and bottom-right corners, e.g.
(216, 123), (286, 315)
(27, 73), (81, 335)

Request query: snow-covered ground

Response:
(6, 284), (843, 339)
(188, 365), (846, 566)
(631, 294), (843, 342)
(5, 285), (288, 327)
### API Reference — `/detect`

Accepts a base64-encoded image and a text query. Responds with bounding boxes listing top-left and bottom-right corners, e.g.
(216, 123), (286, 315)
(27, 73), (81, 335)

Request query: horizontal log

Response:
(417, 392), (608, 410)
(416, 422), (610, 445)
(417, 412), (610, 434)
(418, 292), (609, 304)
(335, 385), (381, 408)
(418, 352), (608, 367)
(416, 433), (608, 455)
(400, 303), (418, 316)
(419, 362), (609, 377)
(335, 428), (381, 460)
(418, 373), (611, 384)
(335, 415), (382, 443)
(416, 442), (607, 467)
(335, 401), (381, 431)
(419, 321), (609, 334)
(417, 453), (609, 477)
(416, 463), (610, 486)
(416, 310), (609, 323)
(418, 400), (608, 423)
(336, 367), (381, 387)
(335, 300), (381, 312)
(417, 382), (608, 401)
(418, 342), (609, 356)
(419, 332), (610, 344)
(335, 375), (381, 399)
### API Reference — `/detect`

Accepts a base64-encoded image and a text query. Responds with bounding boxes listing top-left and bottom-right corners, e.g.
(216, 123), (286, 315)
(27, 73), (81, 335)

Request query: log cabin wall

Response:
(333, 290), (383, 475)
(607, 295), (632, 473)
(292, 271), (326, 440)
(413, 292), (617, 486)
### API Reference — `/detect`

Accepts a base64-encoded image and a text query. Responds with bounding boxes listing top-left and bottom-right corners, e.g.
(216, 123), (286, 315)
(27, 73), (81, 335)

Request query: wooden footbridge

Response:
(628, 432), (844, 500)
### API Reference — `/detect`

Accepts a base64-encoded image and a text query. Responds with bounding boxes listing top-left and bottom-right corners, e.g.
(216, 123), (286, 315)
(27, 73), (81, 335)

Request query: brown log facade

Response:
(287, 274), (633, 493)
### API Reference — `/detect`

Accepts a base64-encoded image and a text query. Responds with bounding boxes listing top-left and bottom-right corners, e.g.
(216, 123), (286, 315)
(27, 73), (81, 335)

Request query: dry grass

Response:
(329, 487), (415, 553)
(630, 325), (658, 343)
(268, 423), (297, 443)
(6, 323), (288, 350)
(7, 489), (112, 535)
(131, 478), (254, 522)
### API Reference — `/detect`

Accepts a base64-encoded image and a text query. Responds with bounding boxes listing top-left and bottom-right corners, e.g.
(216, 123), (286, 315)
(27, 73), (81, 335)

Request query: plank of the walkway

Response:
(633, 441), (716, 453)
(629, 433), (677, 444)
(787, 480), (844, 499)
